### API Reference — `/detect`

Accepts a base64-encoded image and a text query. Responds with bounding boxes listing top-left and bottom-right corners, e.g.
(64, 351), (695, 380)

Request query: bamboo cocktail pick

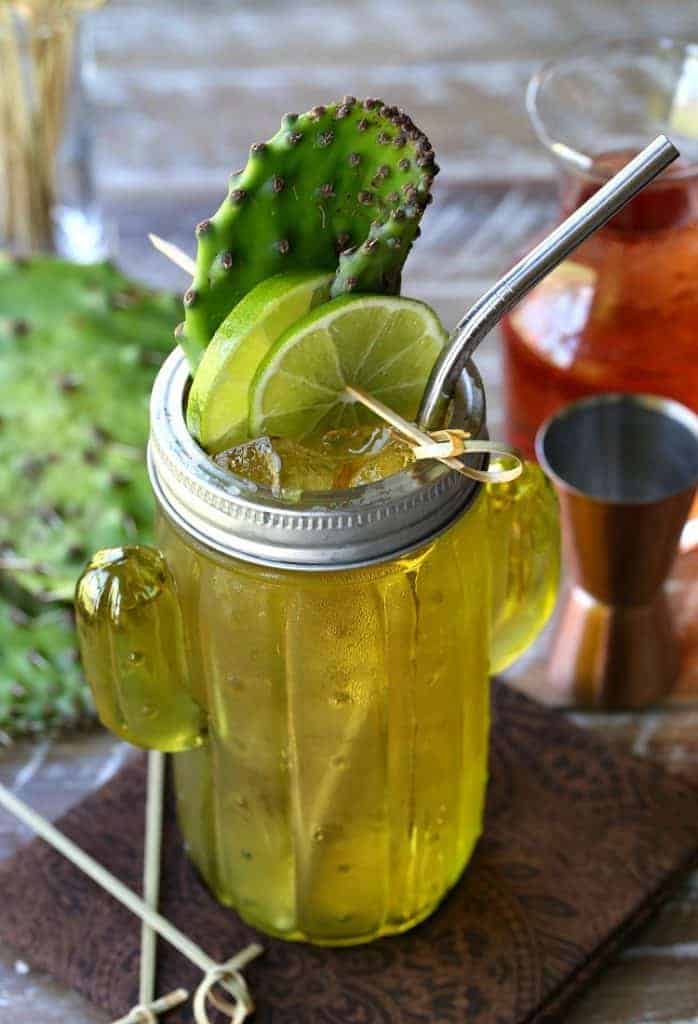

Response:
(111, 989), (189, 1024)
(148, 234), (197, 277)
(345, 385), (522, 484)
(0, 780), (263, 1024)
(138, 751), (166, 1015)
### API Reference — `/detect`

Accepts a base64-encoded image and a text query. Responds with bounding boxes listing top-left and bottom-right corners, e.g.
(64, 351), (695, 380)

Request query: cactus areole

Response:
(180, 98), (438, 368)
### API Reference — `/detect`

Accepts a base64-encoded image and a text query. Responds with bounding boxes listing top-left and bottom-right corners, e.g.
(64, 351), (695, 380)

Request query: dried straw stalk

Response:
(0, 1), (105, 252)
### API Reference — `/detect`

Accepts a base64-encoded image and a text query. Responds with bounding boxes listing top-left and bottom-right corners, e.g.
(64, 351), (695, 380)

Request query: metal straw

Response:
(417, 134), (679, 429)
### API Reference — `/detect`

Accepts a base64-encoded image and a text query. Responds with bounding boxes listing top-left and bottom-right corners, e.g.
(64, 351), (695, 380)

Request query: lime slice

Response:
(187, 270), (333, 452)
(249, 294), (447, 438)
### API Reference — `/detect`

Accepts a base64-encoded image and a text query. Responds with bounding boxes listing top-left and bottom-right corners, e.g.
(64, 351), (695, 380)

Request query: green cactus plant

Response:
(181, 97), (438, 367)
(0, 601), (92, 738)
(0, 254), (179, 737)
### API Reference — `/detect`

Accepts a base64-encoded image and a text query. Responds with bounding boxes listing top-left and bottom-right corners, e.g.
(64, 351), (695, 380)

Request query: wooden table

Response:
(1, 1), (698, 1020)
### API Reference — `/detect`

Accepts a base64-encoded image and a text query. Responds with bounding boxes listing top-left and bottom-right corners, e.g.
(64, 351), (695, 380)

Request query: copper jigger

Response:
(536, 394), (698, 708)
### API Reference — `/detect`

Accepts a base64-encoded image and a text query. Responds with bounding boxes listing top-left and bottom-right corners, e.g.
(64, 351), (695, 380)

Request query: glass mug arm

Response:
(75, 546), (206, 752)
(486, 461), (560, 673)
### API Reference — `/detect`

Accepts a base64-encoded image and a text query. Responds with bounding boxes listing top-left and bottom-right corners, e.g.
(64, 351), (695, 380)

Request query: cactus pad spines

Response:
(333, 210), (424, 296)
(181, 98), (438, 366)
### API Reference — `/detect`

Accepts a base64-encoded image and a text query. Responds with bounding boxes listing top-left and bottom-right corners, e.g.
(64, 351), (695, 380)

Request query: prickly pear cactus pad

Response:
(181, 97), (438, 366)
(0, 602), (91, 738)
(0, 255), (178, 736)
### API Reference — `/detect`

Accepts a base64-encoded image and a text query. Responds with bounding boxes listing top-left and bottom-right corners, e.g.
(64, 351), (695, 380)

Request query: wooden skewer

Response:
(148, 233), (197, 277)
(345, 385), (466, 472)
(345, 385), (522, 484)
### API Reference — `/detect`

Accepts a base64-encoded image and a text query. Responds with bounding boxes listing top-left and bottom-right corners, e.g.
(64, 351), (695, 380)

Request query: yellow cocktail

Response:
(76, 350), (558, 945)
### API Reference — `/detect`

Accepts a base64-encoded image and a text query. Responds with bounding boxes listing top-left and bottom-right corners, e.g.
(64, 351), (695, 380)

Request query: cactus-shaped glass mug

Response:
(75, 350), (559, 945)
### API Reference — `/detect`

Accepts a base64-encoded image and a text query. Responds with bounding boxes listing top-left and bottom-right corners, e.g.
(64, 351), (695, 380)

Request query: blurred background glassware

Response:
(0, 0), (108, 260)
(501, 38), (698, 545)
(536, 393), (698, 708)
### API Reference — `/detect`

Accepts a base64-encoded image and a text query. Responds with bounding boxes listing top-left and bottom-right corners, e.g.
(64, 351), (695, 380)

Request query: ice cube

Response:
(214, 436), (283, 491)
(215, 436), (337, 494)
(215, 427), (414, 494)
(346, 437), (414, 486)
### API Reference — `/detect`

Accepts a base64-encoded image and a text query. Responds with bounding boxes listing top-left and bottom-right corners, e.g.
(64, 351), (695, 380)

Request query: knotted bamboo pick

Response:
(111, 989), (189, 1024)
(345, 385), (522, 484)
(0, 780), (263, 1023)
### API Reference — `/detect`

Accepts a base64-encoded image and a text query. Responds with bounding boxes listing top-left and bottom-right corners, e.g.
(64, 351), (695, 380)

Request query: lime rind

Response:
(187, 271), (333, 453)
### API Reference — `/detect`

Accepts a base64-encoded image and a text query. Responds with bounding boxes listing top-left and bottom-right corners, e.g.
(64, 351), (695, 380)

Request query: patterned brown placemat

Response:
(1, 681), (697, 1023)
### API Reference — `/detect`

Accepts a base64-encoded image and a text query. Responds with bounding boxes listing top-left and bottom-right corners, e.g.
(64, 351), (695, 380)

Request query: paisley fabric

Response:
(1, 682), (697, 1023)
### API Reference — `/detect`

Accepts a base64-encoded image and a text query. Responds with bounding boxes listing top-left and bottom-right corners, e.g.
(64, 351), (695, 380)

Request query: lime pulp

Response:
(248, 293), (447, 439)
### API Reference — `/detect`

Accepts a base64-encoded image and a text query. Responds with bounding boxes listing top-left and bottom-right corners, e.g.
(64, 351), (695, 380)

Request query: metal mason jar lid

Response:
(148, 348), (487, 571)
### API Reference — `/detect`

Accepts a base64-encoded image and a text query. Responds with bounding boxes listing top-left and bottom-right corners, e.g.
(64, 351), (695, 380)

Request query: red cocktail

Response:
(503, 41), (698, 469)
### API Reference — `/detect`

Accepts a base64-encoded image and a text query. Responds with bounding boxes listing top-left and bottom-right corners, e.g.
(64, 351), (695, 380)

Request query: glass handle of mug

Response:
(487, 461), (560, 674)
(75, 546), (207, 752)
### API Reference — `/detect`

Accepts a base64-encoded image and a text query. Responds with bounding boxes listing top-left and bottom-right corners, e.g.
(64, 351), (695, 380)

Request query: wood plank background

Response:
(1, 1), (698, 1021)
